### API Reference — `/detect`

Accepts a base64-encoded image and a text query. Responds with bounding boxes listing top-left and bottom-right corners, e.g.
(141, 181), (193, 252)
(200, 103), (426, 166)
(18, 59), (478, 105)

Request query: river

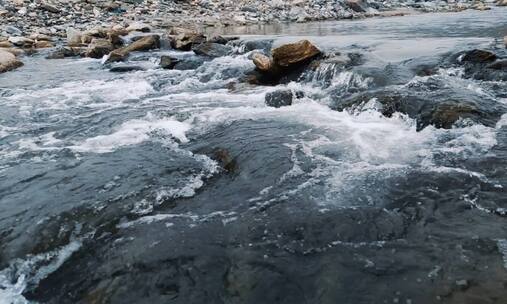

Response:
(1, 7), (506, 304)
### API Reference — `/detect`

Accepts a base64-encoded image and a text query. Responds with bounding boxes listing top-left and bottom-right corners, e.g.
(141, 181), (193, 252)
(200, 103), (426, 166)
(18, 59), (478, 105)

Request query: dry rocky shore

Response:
(0, 0), (507, 73)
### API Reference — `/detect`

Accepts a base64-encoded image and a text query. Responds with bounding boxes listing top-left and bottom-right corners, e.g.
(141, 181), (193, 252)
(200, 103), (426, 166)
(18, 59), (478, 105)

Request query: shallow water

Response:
(1, 8), (507, 304)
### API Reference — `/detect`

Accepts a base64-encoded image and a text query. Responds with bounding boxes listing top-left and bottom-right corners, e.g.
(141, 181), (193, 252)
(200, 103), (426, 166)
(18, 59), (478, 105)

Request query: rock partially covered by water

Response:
(272, 40), (321, 67)
(252, 53), (272, 72)
(420, 103), (481, 129)
(193, 42), (232, 57)
(159, 55), (179, 69)
(0, 49), (23, 73)
(461, 49), (497, 63)
(265, 89), (293, 108)
(46, 46), (84, 59)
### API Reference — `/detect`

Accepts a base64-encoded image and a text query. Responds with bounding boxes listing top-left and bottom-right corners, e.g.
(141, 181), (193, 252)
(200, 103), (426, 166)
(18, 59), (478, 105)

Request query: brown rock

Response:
(34, 40), (54, 48)
(345, 0), (368, 12)
(252, 53), (272, 72)
(461, 49), (497, 63)
(0, 49), (23, 73)
(8, 36), (34, 47)
(170, 30), (206, 51)
(67, 28), (82, 47)
(85, 39), (114, 58)
(272, 40), (321, 67)
(0, 47), (25, 56)
(104, 35), (160, 63)
(0, 41), (13, 48)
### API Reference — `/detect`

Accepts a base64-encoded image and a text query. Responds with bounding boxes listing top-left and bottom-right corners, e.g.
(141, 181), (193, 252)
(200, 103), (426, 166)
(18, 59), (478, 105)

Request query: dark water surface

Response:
(1, 8), (507, 304)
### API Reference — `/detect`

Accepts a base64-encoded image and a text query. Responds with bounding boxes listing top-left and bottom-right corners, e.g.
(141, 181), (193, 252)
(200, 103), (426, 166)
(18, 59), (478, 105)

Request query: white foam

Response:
(71, 115), (191, 153)
(0, 241), (81, 304)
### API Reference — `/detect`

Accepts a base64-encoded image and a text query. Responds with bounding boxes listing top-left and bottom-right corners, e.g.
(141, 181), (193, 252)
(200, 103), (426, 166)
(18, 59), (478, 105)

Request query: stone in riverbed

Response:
(461, 49), (496, 63)
(192, 42), (232, 57)
(170, 31), (206, 51)
(67, 28), (82, 46)
(8, 36), (34, 47)
(252, 53), (272, 72)
(46, 46), (83, 59)
(126, 22), (151, 33)
(487, 60), (507, 70)
(34, 40), (54, 48)
(104, 35), (160, 63)
(272, 40), (321, 67)
(422, 103), (480, 129)
(207, 35), (239, 45)
(85, 39), (114, 58)
(504, 36), (507, 48)
(265, 89), (293, 108)
(40, 2), (60, 13)
(345, 0), (368, 12)
(109, 66), (145, 73)
(159, 55), (178, 69)
(0, 49), (23, 73)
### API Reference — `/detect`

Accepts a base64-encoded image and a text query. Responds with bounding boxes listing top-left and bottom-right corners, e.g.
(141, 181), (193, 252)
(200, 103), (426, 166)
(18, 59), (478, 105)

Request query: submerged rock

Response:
(211, 148), (237, 173)
(265, 89), (293, 108)
(421, 103), (481, 129)
(0, 49), (23, 73)
(109, 66), (145, 73)
(193, 42), (232, 57)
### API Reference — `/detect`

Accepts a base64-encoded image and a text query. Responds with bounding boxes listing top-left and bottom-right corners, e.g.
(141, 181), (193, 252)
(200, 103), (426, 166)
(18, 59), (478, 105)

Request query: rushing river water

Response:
(1, 8), (507, 304)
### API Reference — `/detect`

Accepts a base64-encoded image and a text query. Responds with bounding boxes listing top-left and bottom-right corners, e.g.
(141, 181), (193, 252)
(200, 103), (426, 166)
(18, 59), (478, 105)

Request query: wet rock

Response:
(461, 49), (497, 63)
(0, 49), (23, 73)
(212, 148), (237, 172)
(46, 47), (83, 59)
(236, 39), (274, 53)
(272, 40), (321, 67)
(159, 55), (178, 69)
(193, 42), (232, 57)
(109, 66), (145, 73)
(455, 279), (469, 291)
(207, 35), (238, 45)
(173, 57), (205, 70)
(252, 53), (272, 72)
(107, 31), (125, 48)
(345, 0), (368, 13)
(487, 60), (507, 70)
(85, 39), (114, 59)
(105, 35), (160, 63)
(171, 32), (206, 51)
(420, 103), (481, 129)
(265, 89), (293, 108)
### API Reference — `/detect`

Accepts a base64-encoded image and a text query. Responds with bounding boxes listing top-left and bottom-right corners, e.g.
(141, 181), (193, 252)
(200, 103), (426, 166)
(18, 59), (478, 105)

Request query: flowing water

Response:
(1, 8), (507, 304)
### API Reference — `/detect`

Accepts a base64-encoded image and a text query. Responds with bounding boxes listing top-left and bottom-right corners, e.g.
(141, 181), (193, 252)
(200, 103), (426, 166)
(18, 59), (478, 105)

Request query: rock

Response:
(455, 280), (469, 291)
(193, 42), (232, 57)
(252, 53), (272, 72)
(207, 35), (239, 45)
(265, 89), (293, 108)
(461, 49), (497, 63)
(159, 55), (178, 69)
(109, 66), (145, 73)
(0, 47), (25, 57)
(40, 2), (60, 13)
(487, 60), (507, 70)
(85, 39), (114, 58)
(0, 49), (23, 73)
(504, 36), (507, 48)
(423, 103), (480, 129)
(170, 31), (206, 51)
(29, 33), (52, 41)
(272, 40), (321, 67)
(345, 0), (368, 13)
(498, 0), (507, 6)
(107, 31), (124, 48)
(104, 35), (160, 63)
(472, 3), (490, 10)
(0, 41), (13, 48)
(126, 22), (151, 33)
(67, 28), (82, 47)
(5, 26), (22, 36)
(8, 36), (34, 47)
(34, 40), (54, 48)
(211, 148), (237, 173)
(46, 47), (83, 59)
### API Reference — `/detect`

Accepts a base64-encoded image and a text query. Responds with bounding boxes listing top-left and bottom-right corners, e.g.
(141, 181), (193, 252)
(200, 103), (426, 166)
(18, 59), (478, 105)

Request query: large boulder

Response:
(193, 42), (232, 57)
(345, 0), (368, 12)
(272, 40), (321, 67)
(85, 38), (114, 58)
(0, 49), (23, 73)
